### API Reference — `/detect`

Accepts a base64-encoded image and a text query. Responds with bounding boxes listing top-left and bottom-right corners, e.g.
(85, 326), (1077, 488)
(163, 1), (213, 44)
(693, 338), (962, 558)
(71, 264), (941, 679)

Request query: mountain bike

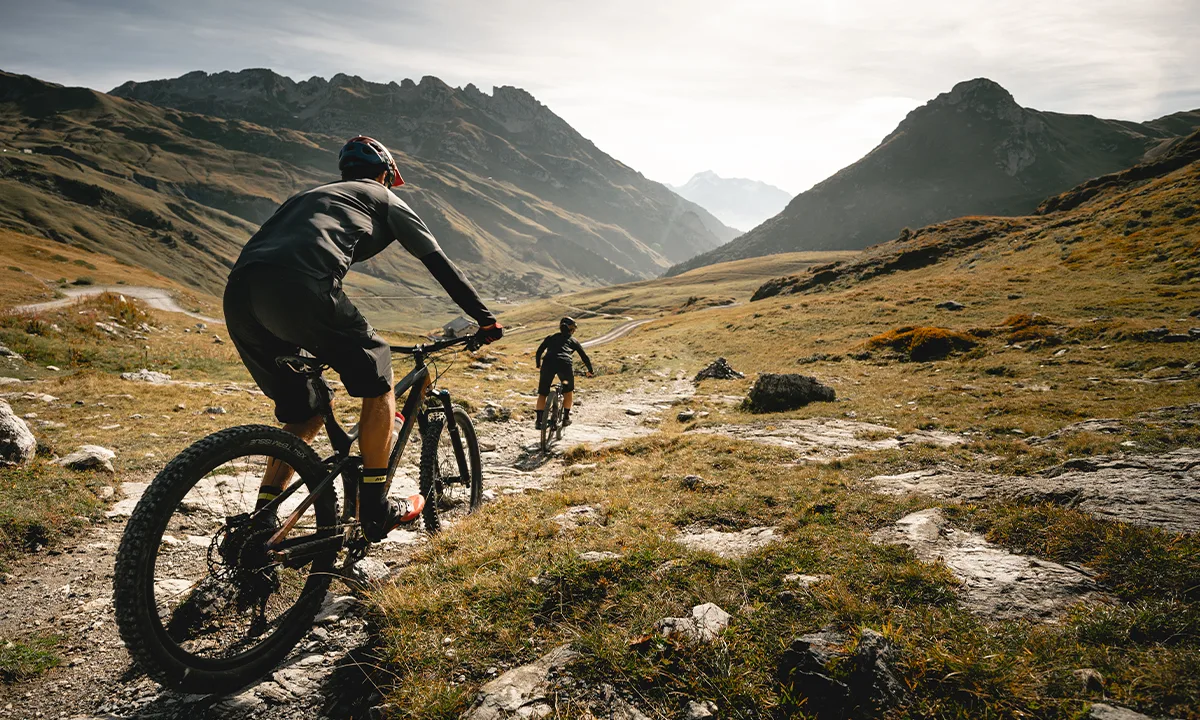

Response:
(113, 336), (483, 695)
(540, 383), (564, 451)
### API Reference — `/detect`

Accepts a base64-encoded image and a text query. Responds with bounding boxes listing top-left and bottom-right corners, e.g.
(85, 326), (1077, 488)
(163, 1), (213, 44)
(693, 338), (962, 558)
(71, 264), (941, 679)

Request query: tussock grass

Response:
(866, 326), (978, 361)
(370, 431), (1200, 719)
(0, 634), (61, 682)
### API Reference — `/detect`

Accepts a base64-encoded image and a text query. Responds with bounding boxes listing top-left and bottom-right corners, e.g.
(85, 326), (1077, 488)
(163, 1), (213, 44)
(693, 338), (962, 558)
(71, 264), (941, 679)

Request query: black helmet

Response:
(560, 316), (577, 333)
(338, 135), (404, 187)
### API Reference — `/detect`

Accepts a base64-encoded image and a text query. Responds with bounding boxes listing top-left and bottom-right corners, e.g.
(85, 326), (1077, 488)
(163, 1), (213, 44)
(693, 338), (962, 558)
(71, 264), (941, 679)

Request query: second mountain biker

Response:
(534, 316), (594, 429)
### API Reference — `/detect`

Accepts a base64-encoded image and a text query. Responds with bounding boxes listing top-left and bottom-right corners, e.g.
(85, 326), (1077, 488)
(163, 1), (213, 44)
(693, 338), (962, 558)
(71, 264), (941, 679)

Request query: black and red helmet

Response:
(338, 135), (404, 187)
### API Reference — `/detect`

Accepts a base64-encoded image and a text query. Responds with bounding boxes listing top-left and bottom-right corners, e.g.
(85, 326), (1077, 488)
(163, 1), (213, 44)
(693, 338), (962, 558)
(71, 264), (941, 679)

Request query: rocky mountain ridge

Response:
(0, 69), (734, 315)
(667, 78), (1200, 276)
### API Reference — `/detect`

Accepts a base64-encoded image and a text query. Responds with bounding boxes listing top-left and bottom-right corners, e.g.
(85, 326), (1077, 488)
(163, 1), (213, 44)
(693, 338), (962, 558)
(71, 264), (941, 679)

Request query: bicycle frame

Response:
(262, 336), (474, 559)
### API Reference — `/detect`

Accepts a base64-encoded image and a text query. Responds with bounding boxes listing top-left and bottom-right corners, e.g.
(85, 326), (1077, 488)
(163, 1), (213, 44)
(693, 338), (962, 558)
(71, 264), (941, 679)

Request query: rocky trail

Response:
(0, 374), (1194, 719)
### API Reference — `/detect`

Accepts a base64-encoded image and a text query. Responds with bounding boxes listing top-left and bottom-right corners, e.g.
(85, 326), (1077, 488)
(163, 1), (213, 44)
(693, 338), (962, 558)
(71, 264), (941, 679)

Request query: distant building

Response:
(21, 148), (32, 154)
(442, 316), (477, 338)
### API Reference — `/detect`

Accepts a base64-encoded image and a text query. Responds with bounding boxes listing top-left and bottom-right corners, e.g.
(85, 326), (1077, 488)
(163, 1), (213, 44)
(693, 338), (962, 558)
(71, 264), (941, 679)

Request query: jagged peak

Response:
(940, 77), (1018, 108)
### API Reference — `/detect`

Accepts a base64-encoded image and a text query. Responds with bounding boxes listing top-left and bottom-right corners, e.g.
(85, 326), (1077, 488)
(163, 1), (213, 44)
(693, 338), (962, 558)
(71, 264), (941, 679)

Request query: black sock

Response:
(536, 409), (545, 423)
(359, 468), (390, 524)
(255, 486), (281, 512)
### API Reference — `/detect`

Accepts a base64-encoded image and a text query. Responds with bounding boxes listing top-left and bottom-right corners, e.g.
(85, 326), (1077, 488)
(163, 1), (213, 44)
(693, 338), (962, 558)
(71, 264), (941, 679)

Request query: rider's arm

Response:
(535, 337), (548, 368)
(572, 339), (594, 374)
(387, 194), (496, 326)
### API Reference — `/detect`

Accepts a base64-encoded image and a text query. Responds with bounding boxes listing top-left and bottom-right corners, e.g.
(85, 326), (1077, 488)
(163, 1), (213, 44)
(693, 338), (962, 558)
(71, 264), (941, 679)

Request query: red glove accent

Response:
(476, 322), (504, 344)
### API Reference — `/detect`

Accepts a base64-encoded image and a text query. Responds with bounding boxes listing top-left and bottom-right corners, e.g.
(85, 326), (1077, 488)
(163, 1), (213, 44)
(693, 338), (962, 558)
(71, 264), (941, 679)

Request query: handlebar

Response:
(390, 334), (480, 356)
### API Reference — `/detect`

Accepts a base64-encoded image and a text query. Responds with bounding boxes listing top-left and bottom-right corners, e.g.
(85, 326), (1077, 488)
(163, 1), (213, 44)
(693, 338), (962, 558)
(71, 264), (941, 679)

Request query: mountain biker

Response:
(223, 135), (503, 540)
(534, 317), (593, 429)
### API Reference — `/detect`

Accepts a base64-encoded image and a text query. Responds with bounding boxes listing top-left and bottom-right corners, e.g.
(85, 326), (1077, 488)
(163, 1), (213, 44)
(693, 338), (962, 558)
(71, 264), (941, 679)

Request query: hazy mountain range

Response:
(667, 171), (790, 232)
(0, 68), (737, 310)
(668, 78), (1200, 276)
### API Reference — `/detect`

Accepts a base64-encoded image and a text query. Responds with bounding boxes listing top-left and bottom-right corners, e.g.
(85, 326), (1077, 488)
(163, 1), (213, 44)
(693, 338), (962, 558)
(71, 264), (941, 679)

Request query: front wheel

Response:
(113, 425), (338, 695)
(419, 406), (482, 534)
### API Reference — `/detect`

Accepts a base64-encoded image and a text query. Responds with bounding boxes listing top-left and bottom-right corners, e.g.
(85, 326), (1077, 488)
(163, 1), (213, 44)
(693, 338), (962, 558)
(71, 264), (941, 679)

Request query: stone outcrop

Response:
(744, 373), (835, 412)
(694, 358), (744, 382)
(870, 508), (1106, 620)
(0, 399), (36, 466)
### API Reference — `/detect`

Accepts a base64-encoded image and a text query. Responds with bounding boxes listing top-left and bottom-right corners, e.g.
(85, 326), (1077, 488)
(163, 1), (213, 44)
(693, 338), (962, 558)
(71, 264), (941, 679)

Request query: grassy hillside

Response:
(362, 129), (1200, 718)
(0, 69), (732, 321)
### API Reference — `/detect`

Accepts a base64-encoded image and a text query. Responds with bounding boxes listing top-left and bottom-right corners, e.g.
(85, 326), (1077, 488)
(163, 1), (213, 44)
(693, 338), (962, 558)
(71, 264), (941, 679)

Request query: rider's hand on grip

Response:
(475, 322), (504, 345)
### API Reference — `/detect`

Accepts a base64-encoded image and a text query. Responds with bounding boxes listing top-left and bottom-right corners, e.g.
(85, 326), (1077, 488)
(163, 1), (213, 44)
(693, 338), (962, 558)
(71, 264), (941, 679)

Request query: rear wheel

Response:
(113, 425), (338, 695)
(419, 406), (482, 534)
(539, 390), (555, 451)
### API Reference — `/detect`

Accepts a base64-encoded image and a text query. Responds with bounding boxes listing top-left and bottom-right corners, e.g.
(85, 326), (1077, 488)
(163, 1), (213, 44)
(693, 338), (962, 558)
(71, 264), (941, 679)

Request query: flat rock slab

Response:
(463, 644), (579, 720)
(691, 418), (964, 460)
(868, 448), (1200, 533)
(871, 508), (1107, 621)
(676, 526), (780, 558)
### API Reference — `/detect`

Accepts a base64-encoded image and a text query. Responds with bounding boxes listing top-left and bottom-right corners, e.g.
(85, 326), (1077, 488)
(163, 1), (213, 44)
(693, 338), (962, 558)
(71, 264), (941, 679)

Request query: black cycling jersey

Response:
(233, 179), (494, 325)
(536, 332), (593, 373)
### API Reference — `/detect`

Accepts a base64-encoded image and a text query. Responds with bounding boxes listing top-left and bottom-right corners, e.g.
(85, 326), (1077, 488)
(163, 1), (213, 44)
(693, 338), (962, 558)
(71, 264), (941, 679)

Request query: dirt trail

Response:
(580, 319), (652, 348)
(14, 286), (222, 325)
(0, 377), (691, 720)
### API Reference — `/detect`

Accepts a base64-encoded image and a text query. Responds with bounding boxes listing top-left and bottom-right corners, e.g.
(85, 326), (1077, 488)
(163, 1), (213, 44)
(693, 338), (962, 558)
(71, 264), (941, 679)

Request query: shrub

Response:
(71, 276), (94, 286)
(866, 326), (977, 362)
(71, 258), (97, 270)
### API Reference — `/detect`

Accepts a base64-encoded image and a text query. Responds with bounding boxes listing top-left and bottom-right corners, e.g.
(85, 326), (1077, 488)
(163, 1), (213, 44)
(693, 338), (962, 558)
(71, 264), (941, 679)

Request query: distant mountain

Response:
(667, 78), (1200, 276)
(110, 70), (737, 267)
(668, 171), (789, 232)
(0, 70), (737, 314)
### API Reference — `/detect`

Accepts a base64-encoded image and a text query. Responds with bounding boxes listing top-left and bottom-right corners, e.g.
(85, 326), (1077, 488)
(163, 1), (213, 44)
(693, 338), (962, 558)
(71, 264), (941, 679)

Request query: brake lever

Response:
(465, 336), (483, 352)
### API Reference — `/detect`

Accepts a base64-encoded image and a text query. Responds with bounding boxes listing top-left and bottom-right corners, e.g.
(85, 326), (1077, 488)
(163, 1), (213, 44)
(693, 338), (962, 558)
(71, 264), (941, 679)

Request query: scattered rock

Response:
(744, 373), (835, 413)
(0, 344), (20, 359)
(936, 300), (965, 311)
(578, 551), (621, 562)
(1087, 704), (1159, 720)
(675, 526), (779, 558)
(655, 602), (731, 643)
(782, 573), (827, 589)
(195, 322), (208, 331)
(778, 627), (907, 717)
(204, 406), (228, 415)
(45, 365), (60, 371)
(595, 684), (652, 720)
(1026, 418), (1124, 444)
(692, 418), (963, 460)
(0, 400), (36, 466)
(1073, 668), (1105, 692)
(462, 644), (578, 720)
(685, 700), (717, 720)
(870, 508), (1105, 620)
(314, 595), (357, 625)
(797, 352), (843, 364)
(99, 485), (115, 500)
(347, 557), (391, 585)
(56, 445), (116, 473)
(624, 407), (644, 416)
(677, 409), (697, 422)
(120, 369), (172, 384)
(694, 358), (744, 382)
(552, 505), (603, 530)
(477, 402), (512, 422)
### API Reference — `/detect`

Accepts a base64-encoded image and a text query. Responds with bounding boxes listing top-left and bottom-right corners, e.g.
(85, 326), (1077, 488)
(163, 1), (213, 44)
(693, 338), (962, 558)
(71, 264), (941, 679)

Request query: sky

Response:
(1, 0), (1198, 195)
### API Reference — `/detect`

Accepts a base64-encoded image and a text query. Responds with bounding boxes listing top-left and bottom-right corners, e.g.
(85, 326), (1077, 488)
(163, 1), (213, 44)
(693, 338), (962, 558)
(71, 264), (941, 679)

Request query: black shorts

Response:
(538, 362), (574, 395)
(224, 265), (392, 423)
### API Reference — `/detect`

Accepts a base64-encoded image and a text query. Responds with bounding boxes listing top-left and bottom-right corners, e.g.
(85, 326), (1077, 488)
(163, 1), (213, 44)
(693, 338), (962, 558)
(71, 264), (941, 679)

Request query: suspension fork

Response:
(432, 389), (470, 481)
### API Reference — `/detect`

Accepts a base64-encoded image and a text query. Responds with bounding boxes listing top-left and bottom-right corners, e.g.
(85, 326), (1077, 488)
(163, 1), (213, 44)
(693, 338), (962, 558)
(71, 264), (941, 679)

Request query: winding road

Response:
(581, 318), (653, 348)
(14, 285), (223, 325)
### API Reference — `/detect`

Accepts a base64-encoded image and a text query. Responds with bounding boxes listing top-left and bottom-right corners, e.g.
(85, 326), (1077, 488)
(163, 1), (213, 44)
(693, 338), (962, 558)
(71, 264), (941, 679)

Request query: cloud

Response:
(1, 0), (1197, 192)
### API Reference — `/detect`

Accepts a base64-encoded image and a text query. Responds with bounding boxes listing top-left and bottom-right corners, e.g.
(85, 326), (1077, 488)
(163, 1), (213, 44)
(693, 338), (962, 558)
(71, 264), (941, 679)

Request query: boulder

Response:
(120, 369), (172, 384)
(56, 445), (116, 473)
(0, 400), (36, 466)
(476, 402), (511, 422)
(463, 645), (578, 720)
(936, 300), (966, 311)
(744, 373), (835, 413)
(694, 358), (744, 382)
(778, 627), (907, 718)
(0, 344), (21, 359)
(655, 603), (731, 643)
